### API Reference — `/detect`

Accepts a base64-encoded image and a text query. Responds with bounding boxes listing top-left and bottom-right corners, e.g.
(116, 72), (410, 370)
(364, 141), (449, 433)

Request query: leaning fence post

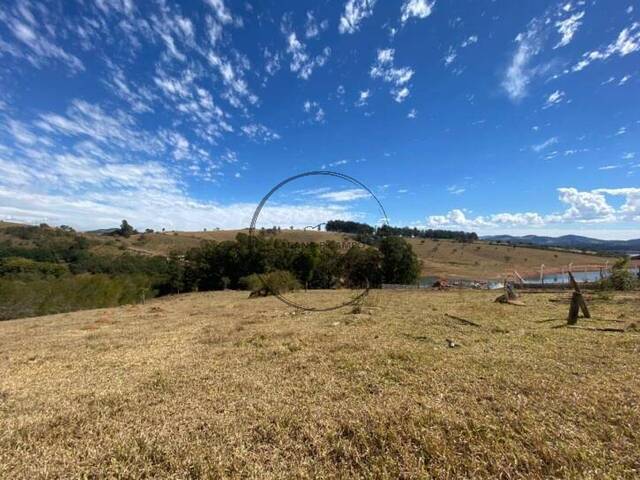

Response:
(567, 271), (590, 324)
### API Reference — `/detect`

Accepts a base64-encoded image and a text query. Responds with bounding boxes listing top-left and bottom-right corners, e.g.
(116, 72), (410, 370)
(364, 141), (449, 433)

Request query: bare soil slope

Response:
(1, 290), (639, 479)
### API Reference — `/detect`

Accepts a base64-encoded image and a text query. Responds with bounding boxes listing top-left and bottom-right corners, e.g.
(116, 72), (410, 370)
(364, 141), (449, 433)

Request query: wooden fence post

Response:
(567, 272), (590, 324)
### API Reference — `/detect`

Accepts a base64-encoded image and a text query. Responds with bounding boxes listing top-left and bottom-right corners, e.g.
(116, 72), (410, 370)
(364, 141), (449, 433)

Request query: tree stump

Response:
(494, 281), (519, 303)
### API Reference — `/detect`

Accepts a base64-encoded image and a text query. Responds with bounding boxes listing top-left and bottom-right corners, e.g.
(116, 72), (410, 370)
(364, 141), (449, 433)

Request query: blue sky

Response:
(0, 0), (639, 239)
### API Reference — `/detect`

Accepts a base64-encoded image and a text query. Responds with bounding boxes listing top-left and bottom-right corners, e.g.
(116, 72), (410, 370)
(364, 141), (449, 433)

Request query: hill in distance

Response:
(481, 234), (640, 253)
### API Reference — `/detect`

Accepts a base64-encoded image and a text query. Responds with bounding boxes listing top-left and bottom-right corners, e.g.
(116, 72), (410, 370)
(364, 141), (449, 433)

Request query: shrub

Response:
(0, 257), (68, 278)
(0, 274), (154, 320)
(599, 258), (638, 291)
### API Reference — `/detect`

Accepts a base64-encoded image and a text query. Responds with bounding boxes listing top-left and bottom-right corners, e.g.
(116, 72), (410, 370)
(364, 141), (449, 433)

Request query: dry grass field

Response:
(1, 289), (639, 479)
(407, 238), (614, 280)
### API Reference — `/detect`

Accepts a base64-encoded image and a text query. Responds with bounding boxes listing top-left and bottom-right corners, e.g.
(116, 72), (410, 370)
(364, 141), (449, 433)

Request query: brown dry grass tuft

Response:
(1, 289), (639, 478)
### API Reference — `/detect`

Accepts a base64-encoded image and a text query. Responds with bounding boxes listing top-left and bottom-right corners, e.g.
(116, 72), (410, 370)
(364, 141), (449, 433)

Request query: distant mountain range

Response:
(481, 234), (640, 254)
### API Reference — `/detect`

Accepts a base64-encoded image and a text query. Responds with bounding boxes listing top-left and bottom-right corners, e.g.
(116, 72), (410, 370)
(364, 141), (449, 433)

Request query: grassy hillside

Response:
(1, 289), (638, 478)
(121, 229), (356, 256)
(408, 237), (614, 280)
(0, 221), (622, 281)
(0, 220), (25, 229)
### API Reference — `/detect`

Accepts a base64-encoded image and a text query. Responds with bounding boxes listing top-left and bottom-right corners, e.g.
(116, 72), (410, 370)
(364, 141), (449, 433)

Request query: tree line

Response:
(326, 220), (478, 242)
(177, 233), (420, 292)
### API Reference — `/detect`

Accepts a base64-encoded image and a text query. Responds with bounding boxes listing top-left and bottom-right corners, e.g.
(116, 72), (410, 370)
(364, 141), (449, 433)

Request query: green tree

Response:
(292, 245), (319, 289)
(164, 253), (185, 294)
(341, 246), (383, 288)
(117, 219), (136, 238)
(378, 236), (421, 285)
(309, 241), (341, 289)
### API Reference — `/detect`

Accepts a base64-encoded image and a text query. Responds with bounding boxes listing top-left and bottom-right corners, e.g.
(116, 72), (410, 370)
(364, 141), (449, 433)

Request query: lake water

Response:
(422, 268), (640, 290)
(524, 270), (607, 284)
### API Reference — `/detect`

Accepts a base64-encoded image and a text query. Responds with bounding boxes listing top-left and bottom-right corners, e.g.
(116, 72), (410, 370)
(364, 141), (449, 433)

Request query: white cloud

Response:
(598, 165), (620, 170)
(543, 89), (565, 108)
(461, 35), (478, 48)
(207, 52), (258, 108)
(393, 87), (410, 103)
(284, 31), (331, 80)
(501, 4), (585, 100)
(447, 185), (465, 195)
(444, 47), (456, 66)
(0, 10), (84, 73)
(400, 0), (435, 24)
(554, 11), (584, 48)
(532, 136), (559, 152)
(35, 100), (161, 154)
(204, 0), (234, 25)
(0, 119), (348, 231)
(0, 183), (357, 232)
(263, 48), (281, 76)
(426, 187), (634, 229)
(303, 100), (325, 123)
(618, 74), (631, 85)
(355, 89), (370, 107)
(329, 160), (348, 167)
(556, 187), (616, 222)
(7, 120), (39, 145)
(152, 68), (232, 142)
(105, 62), (155, 113)
(339, 0), (377, 34)
(407, 108), (417, 119)
(370, 48), (414, 102)
(594, 188), (640, 220)
(305, 11), (328, 38)
(240, 123), (281, 142)
(318, 188), (371, 202)
(502, 22), (545, 101)
(573, 23), (640, 72)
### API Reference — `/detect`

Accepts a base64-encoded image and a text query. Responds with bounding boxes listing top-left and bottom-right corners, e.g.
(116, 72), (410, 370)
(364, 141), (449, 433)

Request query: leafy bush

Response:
(0, 274), (154, 320)
(599, 257), (638, 291)
(0, 257), (68, 279)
